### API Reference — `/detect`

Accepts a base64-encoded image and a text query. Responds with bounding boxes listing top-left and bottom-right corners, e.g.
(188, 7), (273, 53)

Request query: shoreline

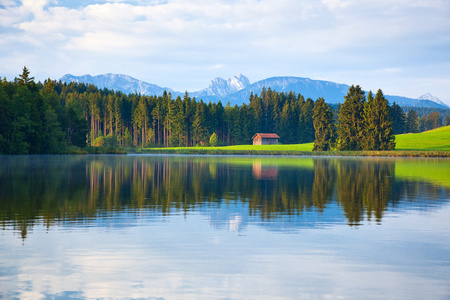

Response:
(135, 148), (450, 157)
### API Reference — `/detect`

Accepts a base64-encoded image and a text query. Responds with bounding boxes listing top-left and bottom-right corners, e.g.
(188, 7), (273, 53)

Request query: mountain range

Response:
(60, 73), (449, 109)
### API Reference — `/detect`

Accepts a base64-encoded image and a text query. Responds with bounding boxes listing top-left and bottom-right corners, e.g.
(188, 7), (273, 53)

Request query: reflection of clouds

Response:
(208, 202), (249, 233)
(227, 215), (242, 232)
(1, 205), (450, 299)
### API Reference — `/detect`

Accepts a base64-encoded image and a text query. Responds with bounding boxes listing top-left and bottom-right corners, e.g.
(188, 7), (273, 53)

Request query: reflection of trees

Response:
(335, 159), (394, 225)
(0, 156), (446, 239)
(312, 159), (336, 212)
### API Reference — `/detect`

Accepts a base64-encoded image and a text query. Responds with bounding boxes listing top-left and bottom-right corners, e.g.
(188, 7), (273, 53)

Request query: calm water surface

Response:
(0, 155), (449, 299)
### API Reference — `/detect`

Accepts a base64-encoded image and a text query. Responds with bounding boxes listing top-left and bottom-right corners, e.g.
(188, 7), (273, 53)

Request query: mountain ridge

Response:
(60, 73), (179, 96)
(59, 73), (449, 109)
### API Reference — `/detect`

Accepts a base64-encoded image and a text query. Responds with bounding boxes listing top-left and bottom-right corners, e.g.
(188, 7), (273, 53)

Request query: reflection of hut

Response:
(252, 161), (278, 180)
(252, 133), (280, 145)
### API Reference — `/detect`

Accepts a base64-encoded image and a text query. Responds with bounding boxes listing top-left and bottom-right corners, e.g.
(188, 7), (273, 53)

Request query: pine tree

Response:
(405, 109), (419, 133)
(209, 132), (218, 147)
(169, 96), (187, 147)
(426, 112), (442, 130)
(239, 103), (255, 144)
(230, 105), (242, 145)
(133, 96), (149, 146)
(16, 66), (34, 87)
(192, 101), (209, 145)
(249, 92), (264, 133)
(313, 97), (335, 151)
(362, 91), (376, 150)
(66, 101), (88, 148)
(299, 97), (315, 143)
(40, 80), (64, 153)
(337, 85), (366, 150)
(114, 95), (123, 143)
(390, 102), (406, 134)
(445, 115), (450, 126)
(223, 102), (234, 145)
(363, 89), (395, 150)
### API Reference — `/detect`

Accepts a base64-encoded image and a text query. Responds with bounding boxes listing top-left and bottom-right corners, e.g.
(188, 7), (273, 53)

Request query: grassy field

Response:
(140, 125), (450, 156)
(140, 143), (315, 155)
(395, 125), (450, 150)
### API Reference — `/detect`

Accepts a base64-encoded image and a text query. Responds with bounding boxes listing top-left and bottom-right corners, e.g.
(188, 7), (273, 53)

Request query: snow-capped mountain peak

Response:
(196, 74), (251, 97)
(418, 93), (448, 107)
(59, 73), (449, 109)
(230, 74), (251, 90)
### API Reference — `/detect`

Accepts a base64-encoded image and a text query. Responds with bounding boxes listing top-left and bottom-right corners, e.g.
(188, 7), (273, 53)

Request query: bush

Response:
(103, 134), (117, 147)
(209, 132), (218, 147)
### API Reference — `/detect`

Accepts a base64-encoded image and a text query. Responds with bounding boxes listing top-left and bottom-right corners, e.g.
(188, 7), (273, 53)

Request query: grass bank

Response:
(139, 126), (450, 157)
(395, 125), (450, 151)
(64, 146), (128, 154)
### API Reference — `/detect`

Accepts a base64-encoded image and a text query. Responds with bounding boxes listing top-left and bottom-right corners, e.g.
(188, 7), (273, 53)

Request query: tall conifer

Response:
(363, 89), (395, 150)
(313, 97), (335, 151)
(405, 109), (419, 133)
(337, 85), (366, 150)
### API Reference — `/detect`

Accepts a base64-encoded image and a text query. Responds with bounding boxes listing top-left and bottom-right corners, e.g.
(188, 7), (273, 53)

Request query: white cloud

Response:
(0, 0), (449, 103)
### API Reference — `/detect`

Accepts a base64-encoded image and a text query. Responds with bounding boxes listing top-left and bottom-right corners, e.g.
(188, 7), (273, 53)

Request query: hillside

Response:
(395, 125), (450, 150)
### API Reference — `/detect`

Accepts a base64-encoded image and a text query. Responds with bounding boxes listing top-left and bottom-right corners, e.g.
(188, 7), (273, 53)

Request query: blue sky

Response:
(1, 0), (450, 104)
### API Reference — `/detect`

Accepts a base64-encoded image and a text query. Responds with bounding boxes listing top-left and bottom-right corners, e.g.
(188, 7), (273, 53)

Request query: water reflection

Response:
(252, 160), (278, 180)
(0, 155), (449, 239)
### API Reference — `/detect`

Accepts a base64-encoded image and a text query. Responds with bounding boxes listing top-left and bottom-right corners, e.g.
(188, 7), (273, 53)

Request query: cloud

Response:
(0, 0), (449, 103)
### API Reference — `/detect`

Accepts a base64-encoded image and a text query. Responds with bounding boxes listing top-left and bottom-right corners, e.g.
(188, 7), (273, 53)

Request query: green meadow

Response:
(141, 125), (450, 157)
(395, 125), (450, 151)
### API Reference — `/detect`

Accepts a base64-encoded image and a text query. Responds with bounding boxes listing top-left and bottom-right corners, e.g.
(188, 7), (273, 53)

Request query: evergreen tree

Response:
(445, 115), (450, 126)
(239, 103), (255, 144)
(362, 89), (395, 150)
(230, 105), (242, 145)
(0, 81), (10, 153)
(299, 97), (315, 143)
(174, 96), (187, 146)
(390, 102), (406, 134)
(209, 132), (218, 147)
(192, 101), (209, 145)
(249, 92), (264, 133)
(66, 101), (88, 148)
(184, 94), (196, 146)
(114, 95), (123, 143)
(425, 112), (442, 130)
(223, 102), (234, 145)
(313, 97), (335, 151)
(405, 109), (419, 133)
(151, 99), (164, 146)
(123, 127), (132, 147)
(16, 66), (34, 87)
(133, 96), (149, 146)
(337, 85), (366, 150)
(278, 98), (298, 144)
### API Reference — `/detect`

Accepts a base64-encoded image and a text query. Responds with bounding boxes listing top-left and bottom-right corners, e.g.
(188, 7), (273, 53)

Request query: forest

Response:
(1, 67), (449, 154)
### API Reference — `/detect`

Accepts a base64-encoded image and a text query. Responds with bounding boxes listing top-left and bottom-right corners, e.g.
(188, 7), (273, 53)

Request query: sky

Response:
(1, 0), (450, 105)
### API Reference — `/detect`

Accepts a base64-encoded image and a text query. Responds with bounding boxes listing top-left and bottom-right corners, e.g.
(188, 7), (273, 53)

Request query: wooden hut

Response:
(252, 133), (280, 145)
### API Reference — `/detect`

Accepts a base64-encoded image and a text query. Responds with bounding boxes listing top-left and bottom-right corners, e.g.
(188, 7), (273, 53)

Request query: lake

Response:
(0, 155), (449, 299)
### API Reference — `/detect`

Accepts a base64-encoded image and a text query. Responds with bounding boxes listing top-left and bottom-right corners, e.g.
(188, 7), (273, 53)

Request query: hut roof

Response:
(252, 133), (280, 139)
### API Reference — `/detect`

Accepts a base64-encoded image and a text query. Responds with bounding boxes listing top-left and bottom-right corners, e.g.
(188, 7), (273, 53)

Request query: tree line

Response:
(0, 67), (448, 154)
(314, 86), (396, 151)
